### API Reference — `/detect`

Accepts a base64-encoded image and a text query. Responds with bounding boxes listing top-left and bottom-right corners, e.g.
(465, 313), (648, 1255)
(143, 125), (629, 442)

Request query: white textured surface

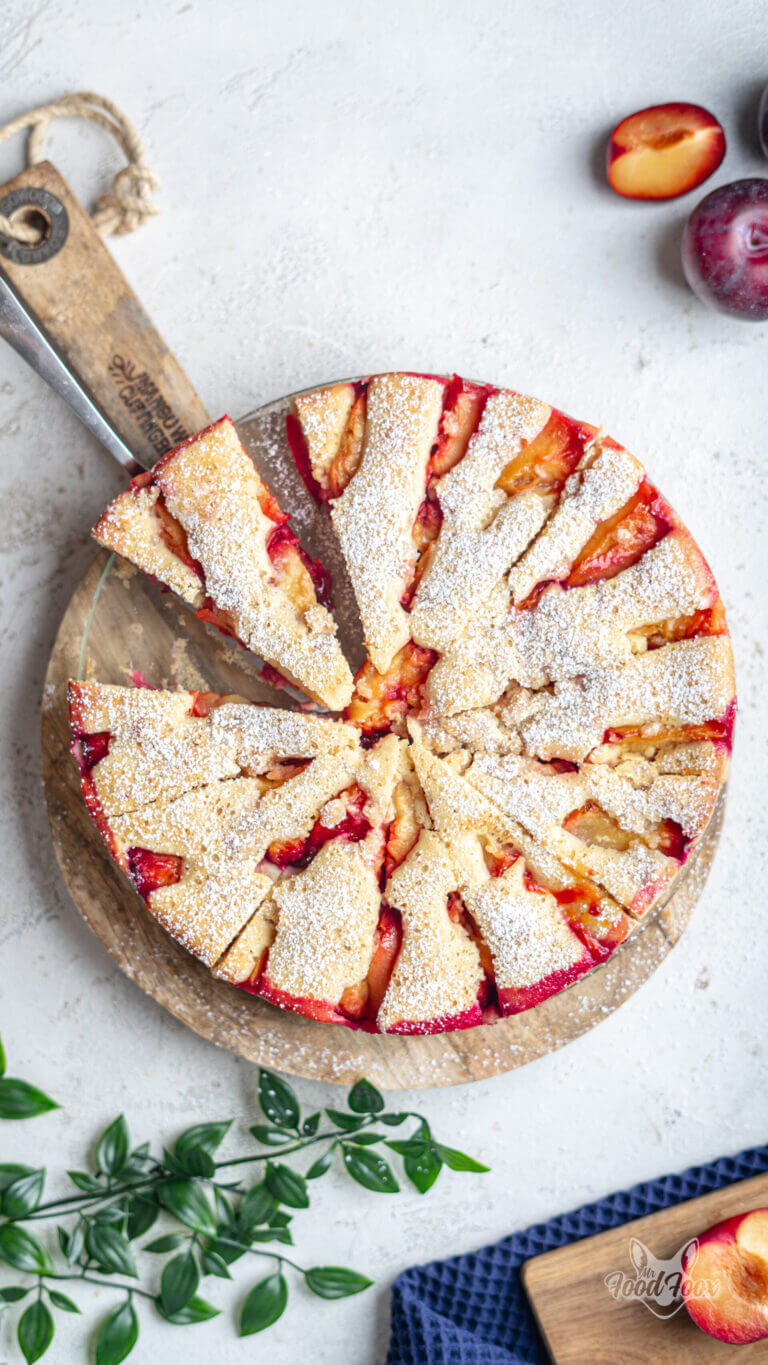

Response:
(1, 0), (766, 1360)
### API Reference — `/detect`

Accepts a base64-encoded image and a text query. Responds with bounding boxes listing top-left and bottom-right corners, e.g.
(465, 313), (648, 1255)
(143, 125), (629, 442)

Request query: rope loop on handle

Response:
(0, 92), (160, 241)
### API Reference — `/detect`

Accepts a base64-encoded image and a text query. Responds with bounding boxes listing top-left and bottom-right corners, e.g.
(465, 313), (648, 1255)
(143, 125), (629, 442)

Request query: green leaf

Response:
(206, 1235), (248, 1267)
(144, 1234), (187, 1254)
(67, 1170), (102, 1193)
(248, 1227), (292, 1245)
(0, 1078), (58, 1121)
(342, 1145), (399, 1193)
(347, 1131), (383, 1146)
(380, 1113), (408, 1127)
(258, 1070), (300, 1131)
(47, 1290), (80, 1314)
(248, 1124), (292, 1147)
(95, 1298), (138, 1364)
(0, 1224), (52, 1273)
(306, 1147), (334, 1180)
(347, 1079), (385, 1114)
(265, 1163), (309, 1209)
(65, 1222), (85, 1265)
(384, 1138), (426, 1157)
(158, 1180), (218, 1237)
(404, 1144), (442, 1194)
(161, 1147), (187, 1178)
(305, 1265), (373, 1299)
(0, 1163), (33, 1192)
(157, 1293), (220, 1325)
(0, 1286), (29, 1303)
(433, 1143), (490, 1173)
(172, 1122), (231, 1179)
(0, 1035), (5, 1075)
(325, 1108), (365, 1132)
(238, 1182), (276, 1230)
(96, 1115), (130, 1177)
(200, 1249), (231, 1279)
(160, 1249), (199, 1316)
(172, 1147), (214, 1178)
(85, 1224), (137, 1278)
(17, 1300), (53, 1363)
(239, 1271), (288, 1336)
(1, 1168), (44, 1217)
(302, 1112), (321, 1136)
(175, 1121), (231, 1165)
(268, 1210), (292, 1228)
(125, 1194), (158, 1240)
(213, 1188), (235, 1232)
(92, 1203), (126, 1228)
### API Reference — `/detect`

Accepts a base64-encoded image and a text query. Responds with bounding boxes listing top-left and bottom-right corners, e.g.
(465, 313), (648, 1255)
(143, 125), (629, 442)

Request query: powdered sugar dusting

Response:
(75, 374), (736, 1036)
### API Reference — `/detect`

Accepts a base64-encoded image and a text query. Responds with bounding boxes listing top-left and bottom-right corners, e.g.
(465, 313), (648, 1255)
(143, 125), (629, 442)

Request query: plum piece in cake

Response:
(92, 417), (353, 711)
(291, 374), (446, 674)
(376, 830), (486, 1034)
(215, 735), (411, 1028)
(427, 529), (724, 715)
(68, 680), (357, 827)
(69, 681), (363, 965)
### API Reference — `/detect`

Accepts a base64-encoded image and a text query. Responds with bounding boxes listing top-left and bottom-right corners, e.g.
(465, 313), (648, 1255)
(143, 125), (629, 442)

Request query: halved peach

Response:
(682, 1208), (768, 1344)
(607, 103), (725, 202)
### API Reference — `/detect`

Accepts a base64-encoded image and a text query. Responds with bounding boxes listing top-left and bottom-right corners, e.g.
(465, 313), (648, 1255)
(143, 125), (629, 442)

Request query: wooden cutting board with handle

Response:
(522, 1169), (768, 1362)
(0, 159), (728, 1088)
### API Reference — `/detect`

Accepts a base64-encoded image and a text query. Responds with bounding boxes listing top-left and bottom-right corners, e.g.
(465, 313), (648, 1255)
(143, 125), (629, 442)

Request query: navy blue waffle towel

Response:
(386, 1143), (768, 1364)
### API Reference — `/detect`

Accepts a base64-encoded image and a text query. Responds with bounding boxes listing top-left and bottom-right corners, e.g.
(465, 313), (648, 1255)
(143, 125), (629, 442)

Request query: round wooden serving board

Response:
(41, 396), (726, 1089)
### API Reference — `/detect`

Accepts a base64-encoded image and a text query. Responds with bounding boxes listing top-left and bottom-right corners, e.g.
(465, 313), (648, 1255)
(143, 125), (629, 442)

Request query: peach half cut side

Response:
(682, 1207), (768, 1345)
(607, 103), (725, 201)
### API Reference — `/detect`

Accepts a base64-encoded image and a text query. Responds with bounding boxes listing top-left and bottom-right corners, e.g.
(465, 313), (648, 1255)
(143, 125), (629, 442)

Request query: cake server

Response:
(0, 266), (144, 475)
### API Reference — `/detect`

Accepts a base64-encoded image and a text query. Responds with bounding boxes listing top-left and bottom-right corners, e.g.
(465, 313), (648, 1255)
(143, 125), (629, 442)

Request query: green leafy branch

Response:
(0, 1039), (488, 1362)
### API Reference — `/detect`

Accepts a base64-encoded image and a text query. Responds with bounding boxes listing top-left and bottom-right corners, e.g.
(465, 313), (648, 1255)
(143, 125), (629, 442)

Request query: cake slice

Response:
(68, 680), (358, 827)
(373, 732), (632, 1027)
(92, 418), (353, 710)
(290, 373), (446, 675)
(69, 681), (362, 965)
(215, 735), (410, 1030)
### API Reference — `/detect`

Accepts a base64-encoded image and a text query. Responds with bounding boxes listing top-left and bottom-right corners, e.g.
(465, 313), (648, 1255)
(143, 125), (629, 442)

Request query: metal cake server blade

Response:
(0, 267), (145, 476)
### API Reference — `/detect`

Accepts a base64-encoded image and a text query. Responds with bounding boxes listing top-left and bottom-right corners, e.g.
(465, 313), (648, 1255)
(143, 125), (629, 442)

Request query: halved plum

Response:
(266, 522), (334, 611)
(565, 479), (672, 589)
(607, 103), (725, 201)
(339, 906), (403, 1024)
(326, 388), (367, 499)
(152, 496), (204, 580)
(495, 409), (596, 500)
(430, 378), (489, 478)
(126, 847), (184, 900)
(346, 642), (438, 742)
(604, 698), (736, 752)
(266, 784), (370, 870)
(72, 730), (111, 774)
(401, 496), (443, 609)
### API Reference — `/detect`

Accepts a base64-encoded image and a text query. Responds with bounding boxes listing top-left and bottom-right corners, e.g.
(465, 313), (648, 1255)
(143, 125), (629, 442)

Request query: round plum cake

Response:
(70, 373), (736, 1035)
